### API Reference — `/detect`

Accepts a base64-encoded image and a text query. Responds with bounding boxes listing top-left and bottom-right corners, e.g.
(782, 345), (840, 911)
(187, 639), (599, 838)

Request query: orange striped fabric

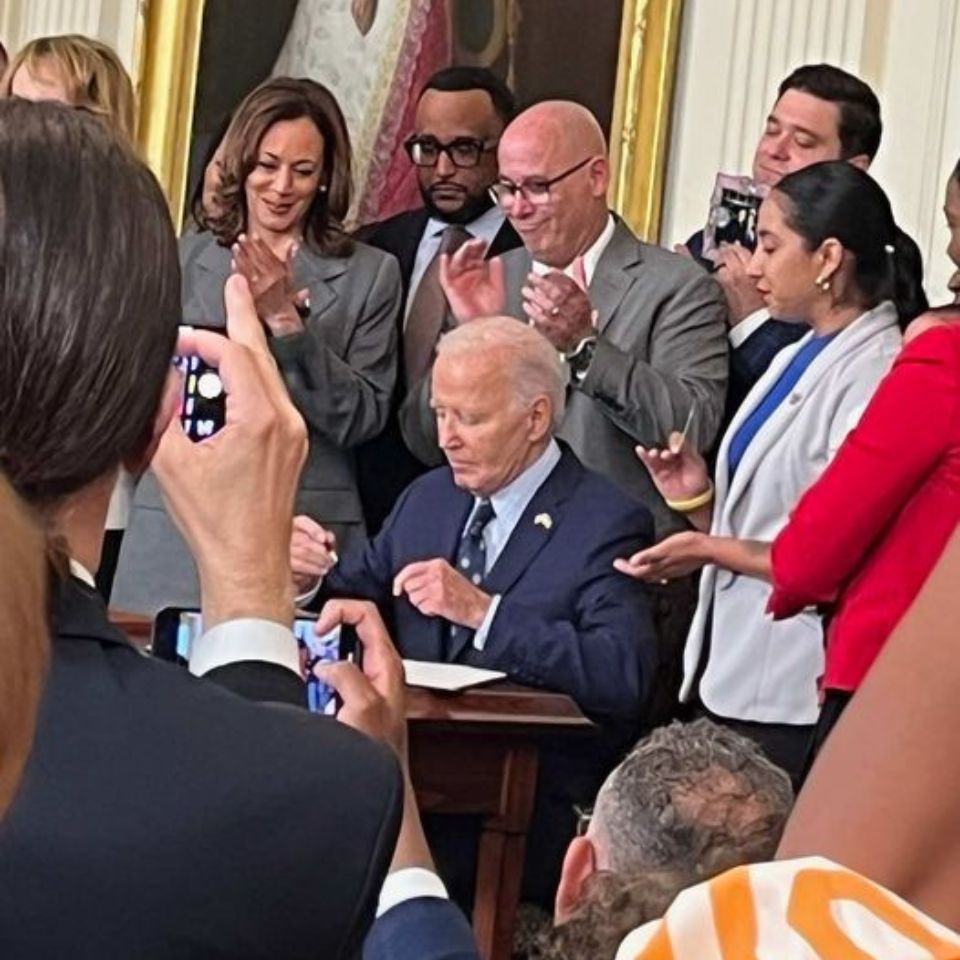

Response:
(616, 858), (960, 960)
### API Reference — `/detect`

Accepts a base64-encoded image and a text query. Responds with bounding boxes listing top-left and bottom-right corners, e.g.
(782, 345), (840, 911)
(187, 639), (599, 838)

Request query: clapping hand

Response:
(439, 238), (506, 323)
(522, 259), (596, 352)
(232, 233), (309, 336)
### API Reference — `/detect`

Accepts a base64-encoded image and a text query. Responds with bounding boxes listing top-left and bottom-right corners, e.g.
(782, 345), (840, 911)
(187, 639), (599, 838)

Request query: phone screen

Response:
(177, 353), (226, 442)
(152, 608), (357, 716)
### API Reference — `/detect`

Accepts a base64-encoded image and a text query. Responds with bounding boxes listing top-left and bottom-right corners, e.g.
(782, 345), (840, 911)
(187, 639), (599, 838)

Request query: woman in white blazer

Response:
(616, 162), (927, 781)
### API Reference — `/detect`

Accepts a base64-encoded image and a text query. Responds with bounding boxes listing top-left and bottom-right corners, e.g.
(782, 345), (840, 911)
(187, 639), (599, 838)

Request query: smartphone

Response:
(177, 352), (226, 442)
(702, 173), (768, 262)
(151, 607), (360, 716)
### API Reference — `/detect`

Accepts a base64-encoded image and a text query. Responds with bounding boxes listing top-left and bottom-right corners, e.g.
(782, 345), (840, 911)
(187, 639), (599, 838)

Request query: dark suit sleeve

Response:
(580, 268), (729, 455)
(270, 253), (401, 448)
(324, 483), (417, 602)
(203, 661), (307, 707)
(363, 898), (480, 960)
(479, 506), (656, 723)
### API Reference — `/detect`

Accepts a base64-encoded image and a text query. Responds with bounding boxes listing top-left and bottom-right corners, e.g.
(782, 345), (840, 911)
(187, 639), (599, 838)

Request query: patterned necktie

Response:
(445, 498), (496, 660)
(404, 224), (471, 386)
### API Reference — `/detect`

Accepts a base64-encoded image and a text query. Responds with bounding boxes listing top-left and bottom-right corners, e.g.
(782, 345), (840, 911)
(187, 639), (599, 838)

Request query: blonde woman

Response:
(2, 33), (135, 142)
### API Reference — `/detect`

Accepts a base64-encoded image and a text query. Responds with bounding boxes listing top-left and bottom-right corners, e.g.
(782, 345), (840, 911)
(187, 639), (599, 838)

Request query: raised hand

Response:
(522, 266), (596, 352)
(439, 238), (506, 323)
(635, 431), (710, 506)
(232, 234), (308, 336)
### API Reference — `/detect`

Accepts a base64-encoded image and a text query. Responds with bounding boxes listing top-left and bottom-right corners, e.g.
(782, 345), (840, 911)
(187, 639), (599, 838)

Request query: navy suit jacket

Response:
(327, 446), (656, 725)
(0, 577), (402, 959)
(364, 898), (479, 960)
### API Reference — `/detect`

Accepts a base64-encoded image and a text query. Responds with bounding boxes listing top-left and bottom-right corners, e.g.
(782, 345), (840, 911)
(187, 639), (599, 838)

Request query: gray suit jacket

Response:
(111, 231), (401, 613)
(400, 219), (729, 536)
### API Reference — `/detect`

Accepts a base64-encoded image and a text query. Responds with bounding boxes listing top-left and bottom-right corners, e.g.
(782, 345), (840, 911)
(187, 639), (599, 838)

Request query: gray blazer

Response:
(400, 218), (729, 537)
(111, 232), (401, 613)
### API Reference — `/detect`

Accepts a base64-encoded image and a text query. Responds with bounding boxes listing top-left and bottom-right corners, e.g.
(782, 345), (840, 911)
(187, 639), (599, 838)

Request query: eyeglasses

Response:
(489, 156), (594, 208)
(404, 135), (497, 169)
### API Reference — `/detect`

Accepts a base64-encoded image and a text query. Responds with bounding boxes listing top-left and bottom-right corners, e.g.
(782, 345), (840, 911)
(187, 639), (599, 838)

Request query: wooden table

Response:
(406, 683), (593, 960)
(110, 611), (594, 960)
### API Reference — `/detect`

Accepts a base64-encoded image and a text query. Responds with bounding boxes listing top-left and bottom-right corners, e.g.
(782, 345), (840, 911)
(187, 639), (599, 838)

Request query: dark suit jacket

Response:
(355, 207), (522, 533)
(0, 576), (402, 959)
(327, 446), (656, 725)
(364, 898), (479, 960)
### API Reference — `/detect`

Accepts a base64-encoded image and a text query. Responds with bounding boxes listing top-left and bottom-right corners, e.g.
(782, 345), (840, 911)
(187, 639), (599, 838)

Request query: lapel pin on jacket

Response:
(534, 512), (553, 530)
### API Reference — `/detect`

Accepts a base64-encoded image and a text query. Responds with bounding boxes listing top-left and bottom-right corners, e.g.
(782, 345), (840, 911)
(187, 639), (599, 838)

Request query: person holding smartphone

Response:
(0, 99), (402, 959)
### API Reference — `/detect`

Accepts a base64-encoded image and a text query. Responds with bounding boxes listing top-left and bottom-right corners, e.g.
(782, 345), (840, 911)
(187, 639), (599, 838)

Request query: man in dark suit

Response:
(0, 101), (401, 958)
(355, 66), (522, 532)
(294, 315), (656, 904)
(681, 64), (883, 421)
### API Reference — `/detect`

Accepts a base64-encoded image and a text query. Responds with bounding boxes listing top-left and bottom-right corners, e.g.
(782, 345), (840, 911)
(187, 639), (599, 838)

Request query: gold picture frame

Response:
(135, 0), (684, 238)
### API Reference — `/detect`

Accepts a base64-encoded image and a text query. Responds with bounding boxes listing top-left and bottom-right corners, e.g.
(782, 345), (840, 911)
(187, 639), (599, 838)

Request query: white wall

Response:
(0, 0), (139, 73)
(661, 0), (960, 301)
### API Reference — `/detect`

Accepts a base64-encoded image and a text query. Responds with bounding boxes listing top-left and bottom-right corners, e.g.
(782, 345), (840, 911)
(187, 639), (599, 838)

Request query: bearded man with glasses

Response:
(400, 99), (730, 729)
(355, 67), (522, 534)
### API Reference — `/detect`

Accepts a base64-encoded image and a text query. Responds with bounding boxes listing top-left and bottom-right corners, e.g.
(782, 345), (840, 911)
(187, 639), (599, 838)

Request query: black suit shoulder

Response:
(0, 582), (402, 959)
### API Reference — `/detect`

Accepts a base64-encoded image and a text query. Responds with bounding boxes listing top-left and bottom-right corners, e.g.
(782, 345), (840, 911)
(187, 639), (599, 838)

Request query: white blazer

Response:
(680, 302), (902, 724)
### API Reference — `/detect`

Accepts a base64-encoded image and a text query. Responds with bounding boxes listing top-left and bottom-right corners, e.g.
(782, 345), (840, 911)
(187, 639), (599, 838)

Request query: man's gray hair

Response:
(592, 719), (794, 878)
(436, 316), (568, 430)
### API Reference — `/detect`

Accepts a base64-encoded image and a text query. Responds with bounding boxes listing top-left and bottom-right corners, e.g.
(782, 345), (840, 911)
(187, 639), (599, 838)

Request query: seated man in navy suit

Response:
(293, 315), (655, 727)
(682, 64), (883, 422)
(293, 315), (657, 903)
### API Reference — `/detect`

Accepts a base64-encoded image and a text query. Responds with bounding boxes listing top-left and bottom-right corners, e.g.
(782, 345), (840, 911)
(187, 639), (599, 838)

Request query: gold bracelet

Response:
(666, 482), (714, 513)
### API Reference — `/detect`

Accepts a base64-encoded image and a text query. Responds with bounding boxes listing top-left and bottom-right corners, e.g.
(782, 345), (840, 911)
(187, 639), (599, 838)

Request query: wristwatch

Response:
(564, 336), (597, 382)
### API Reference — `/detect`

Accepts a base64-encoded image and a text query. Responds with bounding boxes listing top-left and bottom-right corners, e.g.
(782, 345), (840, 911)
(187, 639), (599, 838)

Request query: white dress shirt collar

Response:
(69, 558), (97, 589)
(728, 307), (771, 348)
(423, 204), (506, 248)
(531, 213), (616, 285)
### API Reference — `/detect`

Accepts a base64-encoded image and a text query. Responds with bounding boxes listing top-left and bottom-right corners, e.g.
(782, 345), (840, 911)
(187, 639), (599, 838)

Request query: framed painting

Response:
(135, 0), (684, 241)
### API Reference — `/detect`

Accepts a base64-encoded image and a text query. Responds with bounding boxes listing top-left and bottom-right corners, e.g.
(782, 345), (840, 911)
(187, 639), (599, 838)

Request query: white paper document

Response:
(402, 659), (506, 692)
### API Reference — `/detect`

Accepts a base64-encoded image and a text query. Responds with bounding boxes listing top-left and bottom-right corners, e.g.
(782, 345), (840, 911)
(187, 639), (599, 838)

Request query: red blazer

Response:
(769, 324), (960, 693)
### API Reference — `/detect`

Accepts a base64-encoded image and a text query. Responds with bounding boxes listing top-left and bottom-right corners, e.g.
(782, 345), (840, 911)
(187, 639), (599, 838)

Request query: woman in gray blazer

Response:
(615, 163), (927, 782)
(113, 78), (401, 613)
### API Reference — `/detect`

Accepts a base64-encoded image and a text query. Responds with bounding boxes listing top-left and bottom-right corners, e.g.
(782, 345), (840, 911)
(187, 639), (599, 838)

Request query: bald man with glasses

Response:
(400, 100), (729, 726)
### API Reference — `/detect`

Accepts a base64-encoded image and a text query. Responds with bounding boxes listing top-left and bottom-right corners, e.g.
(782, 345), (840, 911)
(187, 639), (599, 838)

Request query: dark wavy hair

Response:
(774, 161), (928, 328)
(0, 99), (180, 508)
(209, 76), (354, 257)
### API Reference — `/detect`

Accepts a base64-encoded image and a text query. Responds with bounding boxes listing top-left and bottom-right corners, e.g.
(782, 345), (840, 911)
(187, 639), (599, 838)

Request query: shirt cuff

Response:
(728, 307), (770, 348)
(472, 594), (502, 651)
(189, 618), (301, 678)
(376, 867), (449, 918)
(294, 577), (323, 609)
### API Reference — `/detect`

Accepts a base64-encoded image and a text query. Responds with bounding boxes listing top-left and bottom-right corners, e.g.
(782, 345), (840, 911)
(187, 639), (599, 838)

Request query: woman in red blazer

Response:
(769, 311), (960, 761)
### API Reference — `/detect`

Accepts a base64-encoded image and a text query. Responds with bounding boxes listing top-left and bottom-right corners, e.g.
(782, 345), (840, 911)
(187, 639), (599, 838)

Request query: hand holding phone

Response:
(177, 351), (226, 442)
